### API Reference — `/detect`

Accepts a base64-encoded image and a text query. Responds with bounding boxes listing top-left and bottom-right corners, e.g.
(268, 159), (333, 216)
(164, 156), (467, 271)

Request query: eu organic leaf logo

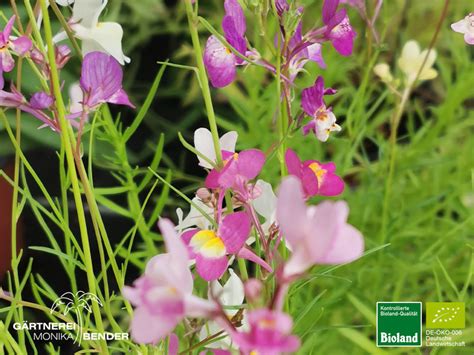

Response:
(432, 306), (460, 324)
(426, 302), (465, 329)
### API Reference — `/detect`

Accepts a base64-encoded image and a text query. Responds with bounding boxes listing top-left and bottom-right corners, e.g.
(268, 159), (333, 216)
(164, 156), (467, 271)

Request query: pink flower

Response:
(276, 176), (364, 277)
(181, 212), (251, 281)
(451, 13), (474, 45)
(301, 76), (341, 142)
(79, 52), (134, 111)
(322, 0), (357, 56)
(205, 149), (265, 199)
(231, 309), (300, 354)
(123, 219), (217, 344)
(0, 16), (32, 89)
(287, 11), (326, 81)
(285, 148), (344, 198)
(204, 0), (248, 87)
(0, 86), (58, 130)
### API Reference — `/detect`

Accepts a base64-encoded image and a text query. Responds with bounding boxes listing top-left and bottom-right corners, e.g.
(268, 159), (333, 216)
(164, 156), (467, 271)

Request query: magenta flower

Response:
(0, 16), (32, 89)
(204, 0), (247, 87)
(277, 176), (364, 277)
(231, 309), (300, 354)
(322, 0), (357, 56)
(0, 87), (58, 130)
(287, 13), (326, 81)
(123, 219), (217, 344)
(451, 13), (474, 45)
(181, 212), (251, 281)
(285, 148), (344, 198)
(77, 52), (134, 115)
(205, 149), (266, 201)
(301, 76), (341, 142)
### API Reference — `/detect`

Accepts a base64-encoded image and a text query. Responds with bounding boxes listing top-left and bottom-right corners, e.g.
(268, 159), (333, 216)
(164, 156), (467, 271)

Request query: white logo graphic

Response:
(50, 291), (103, 344)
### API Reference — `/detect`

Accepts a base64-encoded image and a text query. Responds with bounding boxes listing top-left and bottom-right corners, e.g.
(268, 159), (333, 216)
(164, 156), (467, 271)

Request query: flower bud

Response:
(30, 48), (45, 65)
(30, 92), (54, 110)
(244, 278), (263, 303)
(56, 45), (72, 69)
(373, 63), (393, 83)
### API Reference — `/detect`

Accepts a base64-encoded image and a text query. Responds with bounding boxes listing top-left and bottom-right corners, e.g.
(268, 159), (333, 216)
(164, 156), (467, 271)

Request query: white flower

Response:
(194, 128), (238, 169)
(53, 0), (130, 65)
(451, 13), (474, 45)
(318, 110), (341, 142)
(199, 269), (245, 349)
(175, 197), (213, 232)
(252, 180), (277, 234)
(397, 40), (437, 85)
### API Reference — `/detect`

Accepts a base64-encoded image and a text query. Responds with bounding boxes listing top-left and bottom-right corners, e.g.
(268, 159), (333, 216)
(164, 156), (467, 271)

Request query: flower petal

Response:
(130, 307), (179, 344)
(219, 211), (250, 254)
(195, 254), (228, 281)
(252, 180), (277, 220)
(236, 149), (265, 180)
(276, 177), (309, 249)
(72, 0), (107, 28)
(224, 0), (246, 37)
(301, 166), (319, 197)
(3, 16), (16, 41)
(158, 219), (194, 292)
(204, 35), (237, 88)
(108, 88), (135, 108)
(317, 223), (364, 264)
(1, 51), (15, 73)
(194, 128), (216, 168)
(11, 36), (32, 56)
(307, 43), (326, 69)
(329, 16), (356, 56)
(319, 172), (345, 196)
(451, 18), (468, 34)
(184, 294), (218, 317)
(168, 333), (179, 355)
(74, 22), (130, 65)
(301, 76), (325, 116)
(219, 131), (238, 154)
(284, 148), (302, 177)
(80, 51), (123, 107)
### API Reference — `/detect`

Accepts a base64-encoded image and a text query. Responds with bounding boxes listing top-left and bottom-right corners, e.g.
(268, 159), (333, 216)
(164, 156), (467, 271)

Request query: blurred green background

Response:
(0, 0), (473, 353)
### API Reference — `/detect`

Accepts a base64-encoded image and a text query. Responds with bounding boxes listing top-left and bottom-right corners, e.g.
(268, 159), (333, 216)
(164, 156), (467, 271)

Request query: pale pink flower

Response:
(123, 219), (217, 344)
(277, 176), (364, 278)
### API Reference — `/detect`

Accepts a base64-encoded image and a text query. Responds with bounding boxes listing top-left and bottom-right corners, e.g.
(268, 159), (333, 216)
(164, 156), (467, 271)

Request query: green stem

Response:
(184, 0), (223, 167)
(10, 59), (25, 352)
(275, 26), (285, 178)
(380, 87), (409, 244)
(39, 1), (107, 352)
(184, 1), (235, 213)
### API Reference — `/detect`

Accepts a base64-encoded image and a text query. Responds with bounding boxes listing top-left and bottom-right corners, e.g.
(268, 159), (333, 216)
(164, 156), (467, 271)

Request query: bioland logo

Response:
(376, 302), (422, 347)
(13, 291), (128, 344)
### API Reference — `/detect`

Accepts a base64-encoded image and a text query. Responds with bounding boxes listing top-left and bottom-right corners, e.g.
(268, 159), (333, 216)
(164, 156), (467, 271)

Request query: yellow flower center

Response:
(190, 230), (226, 258)
(308, 162), (327, 186)
(223, 152), (239, 166)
